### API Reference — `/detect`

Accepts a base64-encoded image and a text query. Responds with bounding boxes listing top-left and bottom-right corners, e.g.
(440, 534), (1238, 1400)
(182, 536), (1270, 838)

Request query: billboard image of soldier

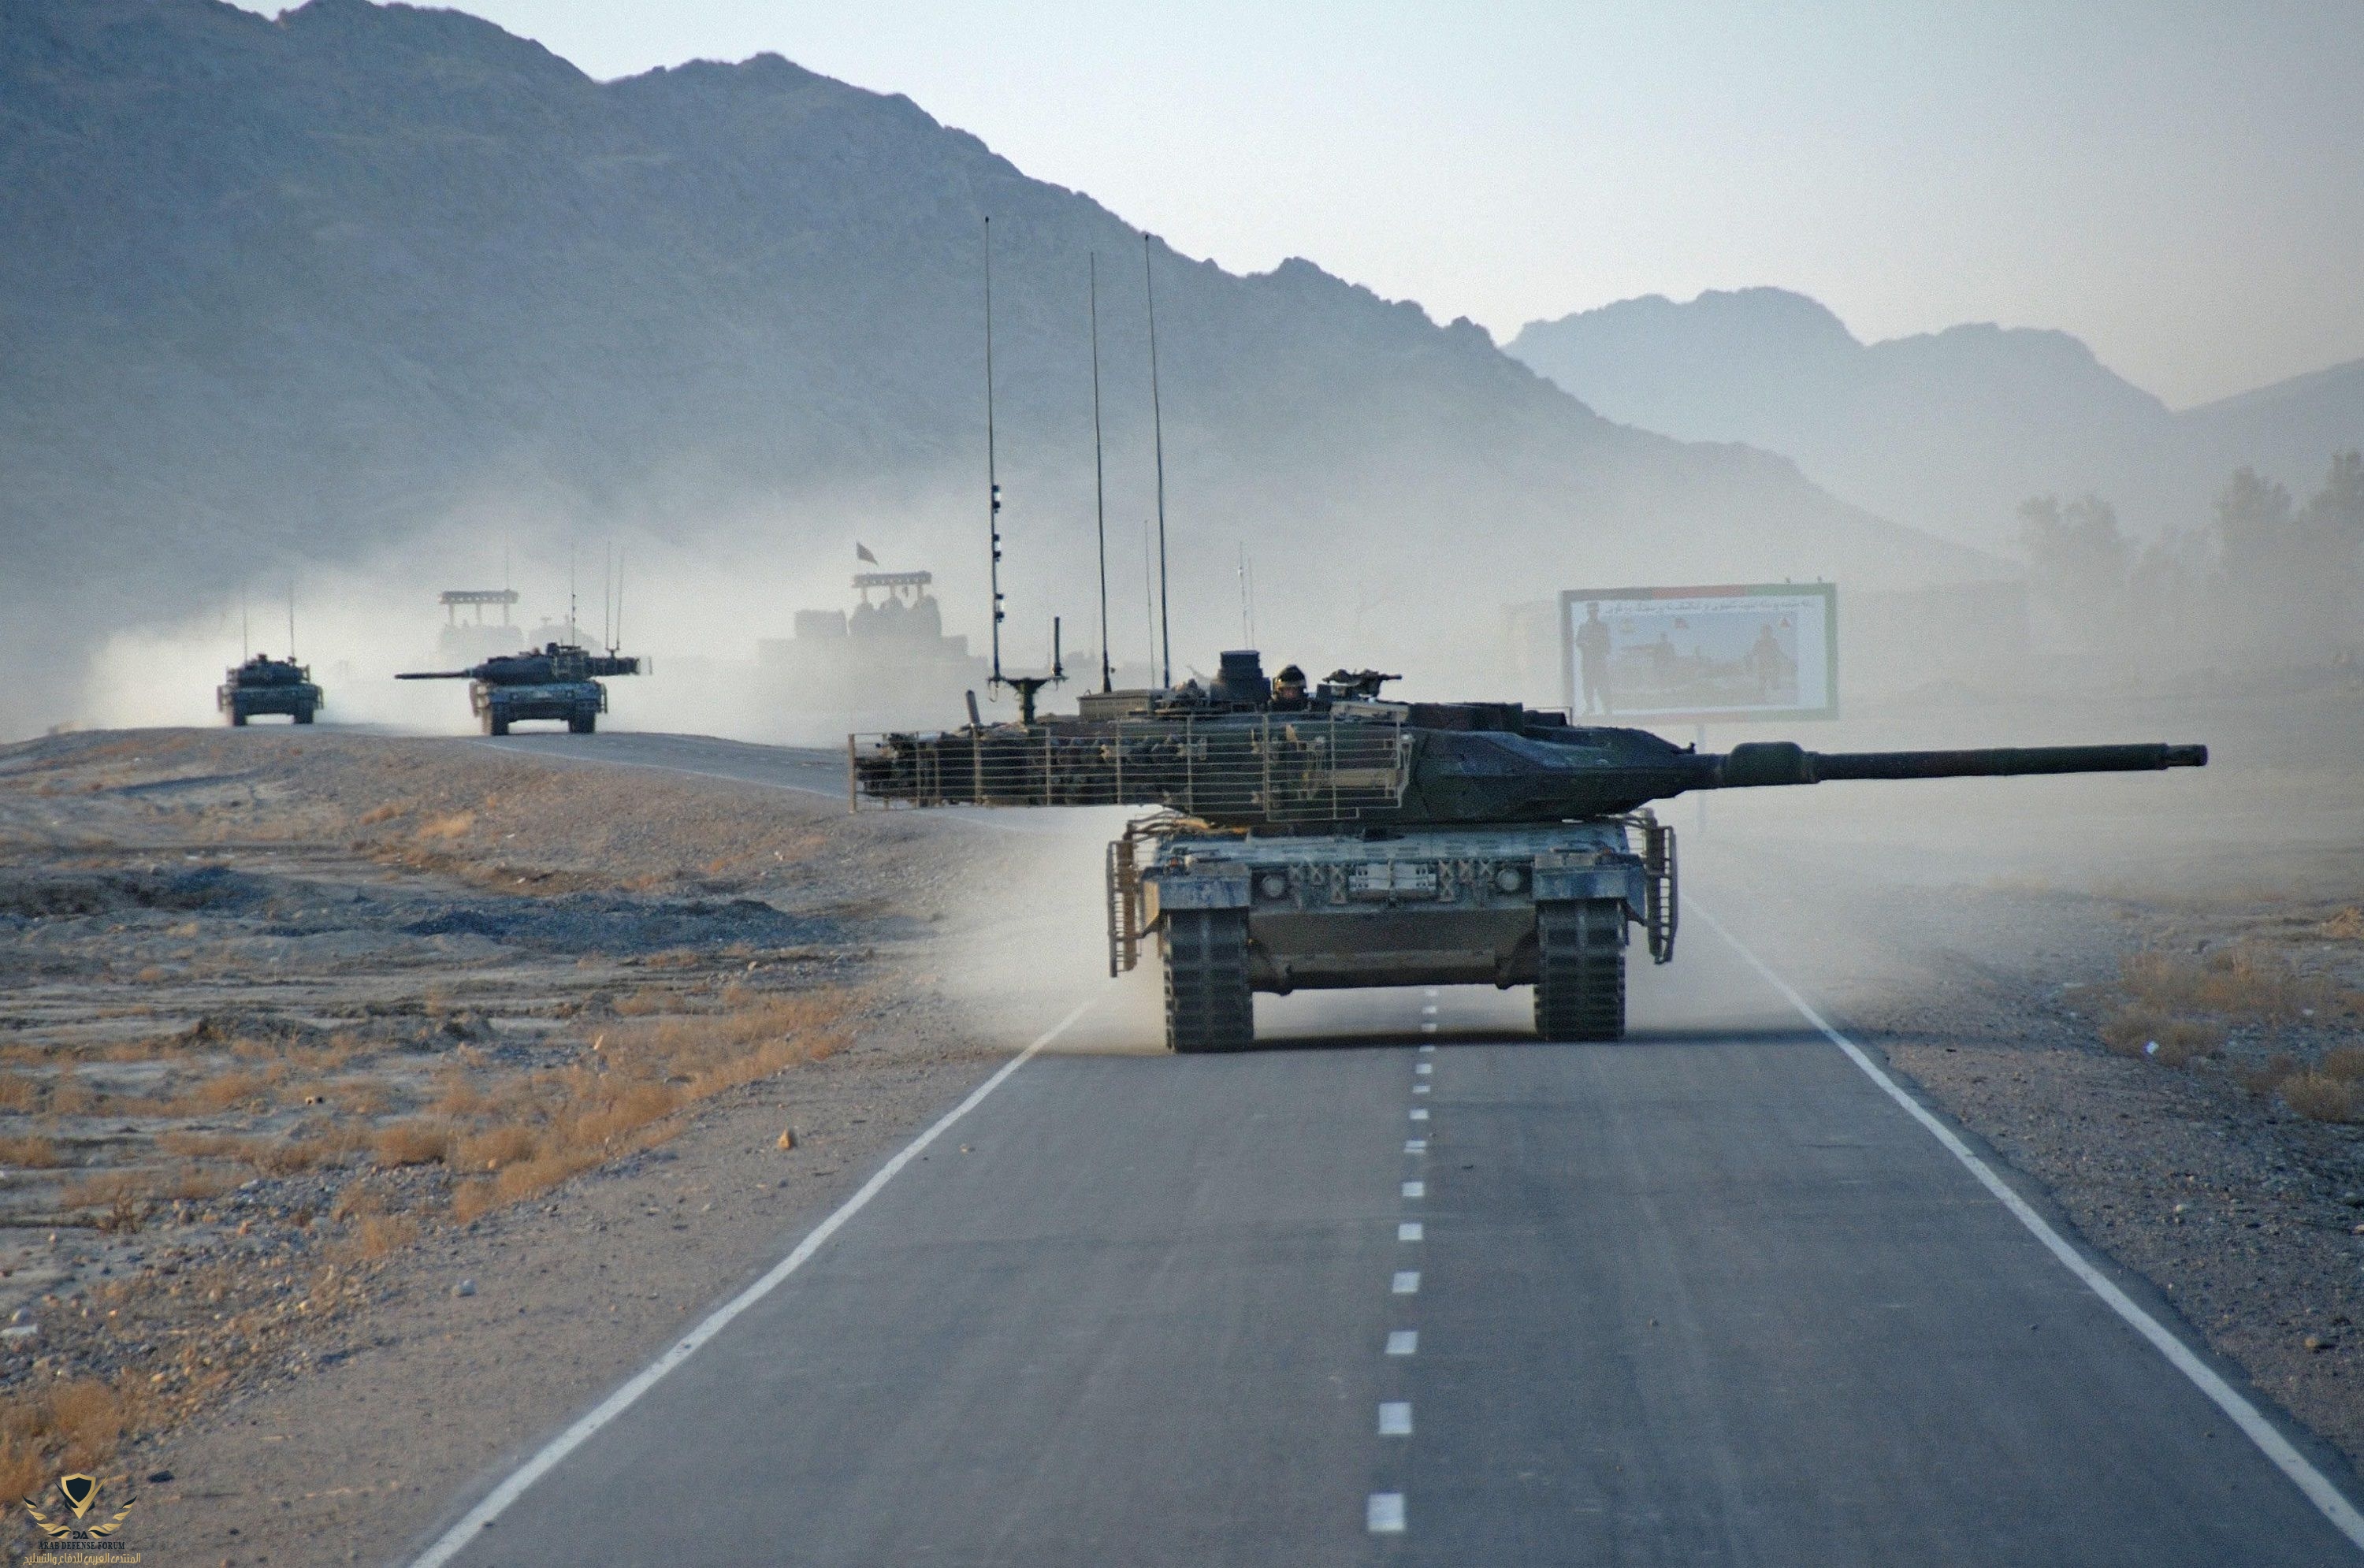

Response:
(1559, 583), (1836, 723)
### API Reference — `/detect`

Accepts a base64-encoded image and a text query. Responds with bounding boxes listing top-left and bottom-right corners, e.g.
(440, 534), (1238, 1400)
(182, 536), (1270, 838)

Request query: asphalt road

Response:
(413, 735), (2364, 1566)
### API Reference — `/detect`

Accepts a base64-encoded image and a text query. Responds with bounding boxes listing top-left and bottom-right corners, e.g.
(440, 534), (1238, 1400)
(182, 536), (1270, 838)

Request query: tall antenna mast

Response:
(1237, 542), (1252, 645)
(984, 216), (1006, 689)
(568, 548), (578, 646)
(1143, 518), (1158, 674)
(612, 546), (624, 655)
(1089, 252), (1112, 693)
(1143, 232), (1172, 688)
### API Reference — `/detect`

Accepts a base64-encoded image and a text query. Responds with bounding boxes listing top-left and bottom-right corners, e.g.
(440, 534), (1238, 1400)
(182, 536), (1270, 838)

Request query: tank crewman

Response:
(1272, 663), (1309, 708)
(1576, 601), (1613, 715)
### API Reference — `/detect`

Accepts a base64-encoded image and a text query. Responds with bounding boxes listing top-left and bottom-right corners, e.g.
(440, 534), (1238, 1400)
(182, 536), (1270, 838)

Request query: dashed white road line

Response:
(1697, 905), (2364, 1555)
(1378, 1402), (1414, 1436)
(1392, 1271), (1421, 1295)
(1419, 1022), (1438, 1035)
(1386, 1331), (1418, 1356)
(1403, 1139), (1427, 1154)
(1409, 1109), (1429, 1122)
(1397, 1222), (1424, 1242)
(1415, 1062), (1433, 1076)
(1418, 1042), (1436, 1053)
(1367, 1493), (1407, 1534)
(1412, 1083), (1430, 1094)
(403, 997), (1099, 1568)
(1400, 1180), (1425, 1199)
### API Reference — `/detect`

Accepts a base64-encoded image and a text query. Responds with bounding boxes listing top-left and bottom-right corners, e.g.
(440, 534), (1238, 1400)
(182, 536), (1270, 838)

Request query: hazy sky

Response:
(243, 1), (2364, 407)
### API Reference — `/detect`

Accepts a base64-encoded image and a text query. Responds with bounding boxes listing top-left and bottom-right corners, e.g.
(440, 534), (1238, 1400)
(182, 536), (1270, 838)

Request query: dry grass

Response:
(334, 1211), (421, 1263)
(0, 1072), (38, 1111)
(2241, 1053), (2303, 1096)
(2282, 1072), (2362, 1123)
(2122, 943), (2336, 1022)
(455, 1124), (537, 1172)
(63, 1170), (151, 1233)
(0, 1135), (62, 1169)
(415, 811), (476, 842)
(180, 1069), (269, 1113)
(2323, 1046), (2364, 1083)
(2324, 906), (2364, 941)
(2098, 1007), (2226, 1067)
(357, 800), (415, 827)
(372, 1119), (452, 1168)
(0, 1375), (136, 1500)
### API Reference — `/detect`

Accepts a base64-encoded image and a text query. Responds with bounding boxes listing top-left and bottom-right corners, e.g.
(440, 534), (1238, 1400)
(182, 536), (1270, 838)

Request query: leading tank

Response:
(851, 652), (2207, 1052)
(218, 655), (322, 726)
(396, 643), (642, 735)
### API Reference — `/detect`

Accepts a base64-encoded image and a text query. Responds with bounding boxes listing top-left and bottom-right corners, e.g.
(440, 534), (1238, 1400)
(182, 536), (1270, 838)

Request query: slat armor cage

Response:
(851, 712), (1412, 825)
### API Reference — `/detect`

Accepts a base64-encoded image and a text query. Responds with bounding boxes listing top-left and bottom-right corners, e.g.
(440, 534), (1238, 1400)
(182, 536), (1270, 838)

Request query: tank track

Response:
(1533, 898), (1626, 1042)
(1164, 908), (1253, 1053)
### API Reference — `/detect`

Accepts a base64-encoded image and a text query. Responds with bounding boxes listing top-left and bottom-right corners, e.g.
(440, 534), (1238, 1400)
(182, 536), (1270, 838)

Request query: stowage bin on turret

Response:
(397, 644), (642, 736)
(218, 655), (323, 726)
(851, 652), (2206, 1053)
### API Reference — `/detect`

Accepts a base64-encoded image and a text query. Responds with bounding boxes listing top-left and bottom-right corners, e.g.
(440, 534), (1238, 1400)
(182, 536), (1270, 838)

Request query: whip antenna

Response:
(1090, 252), (1112, 693)
(984, 216), (1006, 689)
(1144, 232), (1172, 688)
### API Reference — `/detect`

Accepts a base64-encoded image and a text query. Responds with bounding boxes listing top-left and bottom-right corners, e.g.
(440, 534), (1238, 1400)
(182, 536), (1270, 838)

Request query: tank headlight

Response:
(1256, 871), (1290, 901)
(1494, 866), (1526, 894)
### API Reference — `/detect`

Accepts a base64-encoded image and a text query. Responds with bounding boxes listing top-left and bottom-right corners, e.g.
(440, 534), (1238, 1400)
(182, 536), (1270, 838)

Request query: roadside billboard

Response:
(1560, 582), (1837, 724)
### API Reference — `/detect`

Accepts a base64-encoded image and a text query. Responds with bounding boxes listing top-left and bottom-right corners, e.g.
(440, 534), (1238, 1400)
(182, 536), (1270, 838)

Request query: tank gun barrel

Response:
(395, 671), (471, 681)
(1712, 741), (2208, 790)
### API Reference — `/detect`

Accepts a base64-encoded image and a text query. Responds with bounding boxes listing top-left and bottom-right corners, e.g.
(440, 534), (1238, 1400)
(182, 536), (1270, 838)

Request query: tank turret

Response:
(850, 652), (2204, 828)
(396, 642), (642, 735)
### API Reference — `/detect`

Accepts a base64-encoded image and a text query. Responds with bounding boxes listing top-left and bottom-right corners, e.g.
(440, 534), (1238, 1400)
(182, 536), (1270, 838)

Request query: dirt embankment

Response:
(1708, 669), (2364, 1474)
(0, 728), (1010, 1565)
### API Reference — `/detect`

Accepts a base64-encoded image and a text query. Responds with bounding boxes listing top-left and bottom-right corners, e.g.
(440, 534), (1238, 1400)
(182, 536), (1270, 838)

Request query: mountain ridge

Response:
(1507, 288), (2361, 550)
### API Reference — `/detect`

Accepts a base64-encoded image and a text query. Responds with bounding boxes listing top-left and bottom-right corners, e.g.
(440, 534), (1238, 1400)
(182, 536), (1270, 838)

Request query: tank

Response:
(217, 655), (323, 726)
(851, 652), (2208, 1053)
(396, 643), (643, 736)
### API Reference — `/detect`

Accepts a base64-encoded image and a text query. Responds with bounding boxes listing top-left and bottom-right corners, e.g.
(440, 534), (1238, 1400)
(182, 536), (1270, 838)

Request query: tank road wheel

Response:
(1534, 898), (1626, 1042)
(1164, 908), (1253, 1054)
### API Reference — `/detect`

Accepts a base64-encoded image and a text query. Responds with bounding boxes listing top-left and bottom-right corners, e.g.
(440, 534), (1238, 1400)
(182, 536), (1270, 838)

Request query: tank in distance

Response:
(217, 654), (323, 726)
(396, 642), (643, 737)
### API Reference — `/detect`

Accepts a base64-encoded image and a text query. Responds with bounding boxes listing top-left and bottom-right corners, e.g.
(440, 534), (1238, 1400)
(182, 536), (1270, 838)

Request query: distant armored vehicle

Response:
(852, 651), (2207, 1052)
(217, 655), (322, 726)
(396, 643), (641, 735)
(758, 569), (992, 740)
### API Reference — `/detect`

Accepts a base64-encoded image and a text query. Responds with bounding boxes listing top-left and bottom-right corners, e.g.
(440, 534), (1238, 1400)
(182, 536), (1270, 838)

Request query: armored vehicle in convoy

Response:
(218, 655), (322, 726)
(852, 650), (2207, 1053)
(396, 643), (642, 735)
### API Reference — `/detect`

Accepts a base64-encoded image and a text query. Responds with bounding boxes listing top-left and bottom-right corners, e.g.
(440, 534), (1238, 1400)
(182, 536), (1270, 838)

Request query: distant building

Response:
(758, 570), (988, 731)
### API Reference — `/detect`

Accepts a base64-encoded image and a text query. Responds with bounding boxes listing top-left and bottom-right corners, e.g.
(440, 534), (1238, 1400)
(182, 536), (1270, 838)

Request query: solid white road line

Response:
(1378, 1402), (1413, 1436)
(1366, 1493), (1407, 1533)
(1697, 905), (2364, 1555)
(1392, 1271), (1421, 1295)
(404, 997), (1099, 1568)
(1398, 1222), (1424, 1242)
(1387, 1331), (1418, 1356)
